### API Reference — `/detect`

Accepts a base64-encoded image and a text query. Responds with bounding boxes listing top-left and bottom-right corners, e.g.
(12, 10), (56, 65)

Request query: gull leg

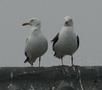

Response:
(71, 55), (75, 71)
(71, 55), (74, 66)
(61, 58), (63, 66)
(39, 57), (41, 67)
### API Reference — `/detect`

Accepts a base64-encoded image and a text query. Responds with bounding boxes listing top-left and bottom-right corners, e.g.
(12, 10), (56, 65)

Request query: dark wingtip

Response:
(54, 52), (56, 56)
(24, 58), (28, 63)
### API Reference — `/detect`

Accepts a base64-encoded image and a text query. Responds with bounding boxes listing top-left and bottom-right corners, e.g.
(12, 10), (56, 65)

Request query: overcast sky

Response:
(0, 0), (102, 67)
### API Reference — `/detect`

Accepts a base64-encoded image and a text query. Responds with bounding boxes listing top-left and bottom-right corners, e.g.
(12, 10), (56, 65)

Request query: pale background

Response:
(0, 0), (102, 67)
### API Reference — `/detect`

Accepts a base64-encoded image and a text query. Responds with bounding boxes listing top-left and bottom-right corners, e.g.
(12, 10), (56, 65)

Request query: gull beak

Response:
(22, 22), (30, 26)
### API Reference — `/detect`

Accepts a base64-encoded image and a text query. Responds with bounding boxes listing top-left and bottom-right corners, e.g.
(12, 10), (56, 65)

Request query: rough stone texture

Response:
(0, 66), (102, 90)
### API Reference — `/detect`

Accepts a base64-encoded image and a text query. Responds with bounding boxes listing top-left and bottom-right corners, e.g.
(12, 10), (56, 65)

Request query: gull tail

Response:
(24, 52), (29, 63)
(24, 57), (29, 63)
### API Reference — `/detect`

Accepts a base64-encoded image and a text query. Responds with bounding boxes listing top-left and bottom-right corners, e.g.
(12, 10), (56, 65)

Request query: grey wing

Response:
(51, 33), (59, 48)
(76, 35), (79, 49)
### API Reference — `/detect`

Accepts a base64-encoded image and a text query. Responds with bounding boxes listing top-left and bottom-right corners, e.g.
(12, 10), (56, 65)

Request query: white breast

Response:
(54, 27), (77, 57)
(25, 31), (48, 62)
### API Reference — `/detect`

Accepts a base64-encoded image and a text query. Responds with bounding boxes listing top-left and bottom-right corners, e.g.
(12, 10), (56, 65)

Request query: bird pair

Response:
(22, 16), (79, 67)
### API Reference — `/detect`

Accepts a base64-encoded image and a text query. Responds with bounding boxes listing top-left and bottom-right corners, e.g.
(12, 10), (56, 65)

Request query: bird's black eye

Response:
(36, 23), (40, 26)
(65, 21), (68, 25)
(30, 19), (34, 23)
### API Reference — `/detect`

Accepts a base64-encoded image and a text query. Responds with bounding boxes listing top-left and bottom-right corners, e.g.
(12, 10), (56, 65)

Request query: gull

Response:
(51, 16), (79, 66)
(22, 18), (48, 67)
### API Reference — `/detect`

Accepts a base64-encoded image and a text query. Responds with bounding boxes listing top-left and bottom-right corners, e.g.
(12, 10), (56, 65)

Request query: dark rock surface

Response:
(0, 66), (102, 90)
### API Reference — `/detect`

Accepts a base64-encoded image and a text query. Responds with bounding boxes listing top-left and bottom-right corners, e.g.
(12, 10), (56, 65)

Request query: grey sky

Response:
(0, 0), (102, 66)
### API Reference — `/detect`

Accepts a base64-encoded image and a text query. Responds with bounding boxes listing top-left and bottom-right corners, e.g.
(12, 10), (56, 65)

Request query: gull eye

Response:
(36, 23), (40, 26)
(69, 19), (72, 22)
(30, 19), (34, 23)
(65, 21), (68, 24)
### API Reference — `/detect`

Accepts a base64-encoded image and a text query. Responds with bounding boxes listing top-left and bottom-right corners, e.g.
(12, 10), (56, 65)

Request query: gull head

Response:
(22, 18), (41, 27)
(64, 16), (73, 26)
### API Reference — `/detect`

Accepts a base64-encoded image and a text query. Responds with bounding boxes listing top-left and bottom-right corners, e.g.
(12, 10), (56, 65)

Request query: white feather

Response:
(24, 19), (48, 65)
(53, 17), (78, 58)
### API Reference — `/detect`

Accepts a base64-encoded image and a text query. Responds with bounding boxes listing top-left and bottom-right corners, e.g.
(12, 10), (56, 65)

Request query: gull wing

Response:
(51, 33), (59, 50)
(76, 35), (79, 49)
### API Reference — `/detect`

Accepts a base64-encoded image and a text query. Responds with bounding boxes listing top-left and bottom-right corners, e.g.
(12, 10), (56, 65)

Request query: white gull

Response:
(51, 16), (79, 66)
(22, 18), (48, 67)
